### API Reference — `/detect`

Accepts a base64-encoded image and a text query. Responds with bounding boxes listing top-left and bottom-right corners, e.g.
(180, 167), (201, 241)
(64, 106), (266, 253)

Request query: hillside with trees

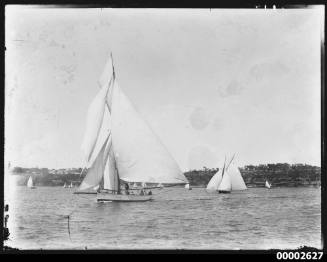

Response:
(10, 163), (321, 187)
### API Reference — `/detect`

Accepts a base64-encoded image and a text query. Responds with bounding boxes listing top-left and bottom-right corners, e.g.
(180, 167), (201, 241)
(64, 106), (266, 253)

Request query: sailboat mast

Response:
(221, 156), (227, 177)
(114, 160), (121, 194)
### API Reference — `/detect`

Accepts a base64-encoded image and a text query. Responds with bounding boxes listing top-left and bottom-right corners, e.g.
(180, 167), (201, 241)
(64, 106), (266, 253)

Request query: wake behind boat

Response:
(76, 53), (189, 202)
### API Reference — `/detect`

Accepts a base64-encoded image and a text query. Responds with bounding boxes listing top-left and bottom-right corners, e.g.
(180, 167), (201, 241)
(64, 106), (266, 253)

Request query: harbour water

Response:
(5, 186), (321, 250)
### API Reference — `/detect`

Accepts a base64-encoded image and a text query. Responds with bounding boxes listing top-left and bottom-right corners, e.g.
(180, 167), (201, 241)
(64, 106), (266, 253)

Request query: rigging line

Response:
(226, 153), (236, 171)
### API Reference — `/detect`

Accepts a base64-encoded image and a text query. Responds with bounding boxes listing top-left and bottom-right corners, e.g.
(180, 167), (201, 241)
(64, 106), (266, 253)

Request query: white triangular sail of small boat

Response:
(27, 176), (34, 188)
(63, 183), (66, 188)
(218, 171), (232, 192)
(185, 183), (191, 189)
(265, 180), (271, 188)
(79, 134), (111, 191)
(226, 163), (247, 190)
(70, 182), (73, 188)
(108, 80), (188, 185)
(133, 182), (138, 188)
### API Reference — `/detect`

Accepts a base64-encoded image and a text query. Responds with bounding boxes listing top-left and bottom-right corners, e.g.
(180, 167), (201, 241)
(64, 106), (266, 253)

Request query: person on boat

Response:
(139, 189), (144, 195)
(124, 183), (130, 195)
(148, 190), (152, 195)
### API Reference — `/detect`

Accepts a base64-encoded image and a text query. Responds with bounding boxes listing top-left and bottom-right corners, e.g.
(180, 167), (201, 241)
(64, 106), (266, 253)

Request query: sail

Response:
(81, 80), (111, 162)
(265, 181), (271, 188)
(98, 55), (114, 89)
(218, 171), (232, 192)
(227, 164), (247, 190)
(206, 169), (223, 192)
(27, 176), (33, 187)
(109, 80), (188, 184)
(79, 134), (111, 191)
(103, 146), (120, 191)
(185, 183), (190, 189)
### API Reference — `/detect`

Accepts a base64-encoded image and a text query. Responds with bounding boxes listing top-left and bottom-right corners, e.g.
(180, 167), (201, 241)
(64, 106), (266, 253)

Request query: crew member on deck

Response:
(125, 183), (130, 195)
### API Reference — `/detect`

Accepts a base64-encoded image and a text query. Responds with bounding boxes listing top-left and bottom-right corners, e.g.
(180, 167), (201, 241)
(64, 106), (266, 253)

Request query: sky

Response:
(5, 7), (323, 171)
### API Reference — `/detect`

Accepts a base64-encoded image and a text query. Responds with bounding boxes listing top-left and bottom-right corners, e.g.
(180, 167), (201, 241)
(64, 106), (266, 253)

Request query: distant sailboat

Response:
(185, 183), (192, 190)
(27, 176), (36, 189)
(265, 180), (271, 189)
(77, 53), (189, 202)
(69, 182), (73, 188)
(206, 155), (247, 194)
(63, 183), (68, 188)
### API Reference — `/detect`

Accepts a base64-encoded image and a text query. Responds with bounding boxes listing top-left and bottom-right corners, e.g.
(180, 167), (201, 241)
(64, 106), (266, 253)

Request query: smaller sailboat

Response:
(206, 154), (247, 194)
(185, 183), (192, 190)
(265, 180), (271, 189)
(27, 176), (36, 189)
(69, 182), (73, 188)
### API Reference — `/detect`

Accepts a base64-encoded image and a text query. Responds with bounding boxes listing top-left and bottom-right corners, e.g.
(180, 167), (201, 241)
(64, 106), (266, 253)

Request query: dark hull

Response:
(73, 191), (97, 195)
(218, 190), (230, 194)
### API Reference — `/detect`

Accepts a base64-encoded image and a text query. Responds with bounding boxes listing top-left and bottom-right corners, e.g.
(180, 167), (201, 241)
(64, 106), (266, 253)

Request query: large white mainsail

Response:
(226, 163), (247, 190)
(108, 80), (188, 184)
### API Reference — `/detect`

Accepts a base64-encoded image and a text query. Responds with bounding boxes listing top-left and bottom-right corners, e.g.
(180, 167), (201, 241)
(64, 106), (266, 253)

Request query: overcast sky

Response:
(5, 7), (323, 170)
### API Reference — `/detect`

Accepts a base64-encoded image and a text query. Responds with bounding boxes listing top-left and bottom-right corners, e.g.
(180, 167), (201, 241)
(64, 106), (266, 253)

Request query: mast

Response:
(221, 156), (227, 177)
(113, 155), (121, 194)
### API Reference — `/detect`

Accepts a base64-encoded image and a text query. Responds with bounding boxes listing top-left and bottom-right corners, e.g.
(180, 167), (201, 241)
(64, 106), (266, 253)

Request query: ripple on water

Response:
(6, 187), (321, 249)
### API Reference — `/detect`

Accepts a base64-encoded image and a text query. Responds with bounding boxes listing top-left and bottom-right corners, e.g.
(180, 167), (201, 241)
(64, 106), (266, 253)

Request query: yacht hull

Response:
(218, 190), (230, 194)
(97, 192), (153, 202)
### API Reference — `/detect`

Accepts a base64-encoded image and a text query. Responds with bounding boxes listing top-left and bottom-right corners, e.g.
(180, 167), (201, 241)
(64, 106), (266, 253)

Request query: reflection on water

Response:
(5, 185), (321, 250)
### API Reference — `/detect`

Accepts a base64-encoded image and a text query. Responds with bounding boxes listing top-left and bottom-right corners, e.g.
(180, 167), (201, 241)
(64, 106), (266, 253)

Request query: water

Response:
(5, 186), (321, 250)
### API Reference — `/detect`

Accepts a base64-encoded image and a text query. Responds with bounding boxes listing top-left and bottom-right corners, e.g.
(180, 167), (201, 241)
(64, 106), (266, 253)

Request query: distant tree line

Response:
(10, 163), (321, 187)
(185, 163), (321, 187)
